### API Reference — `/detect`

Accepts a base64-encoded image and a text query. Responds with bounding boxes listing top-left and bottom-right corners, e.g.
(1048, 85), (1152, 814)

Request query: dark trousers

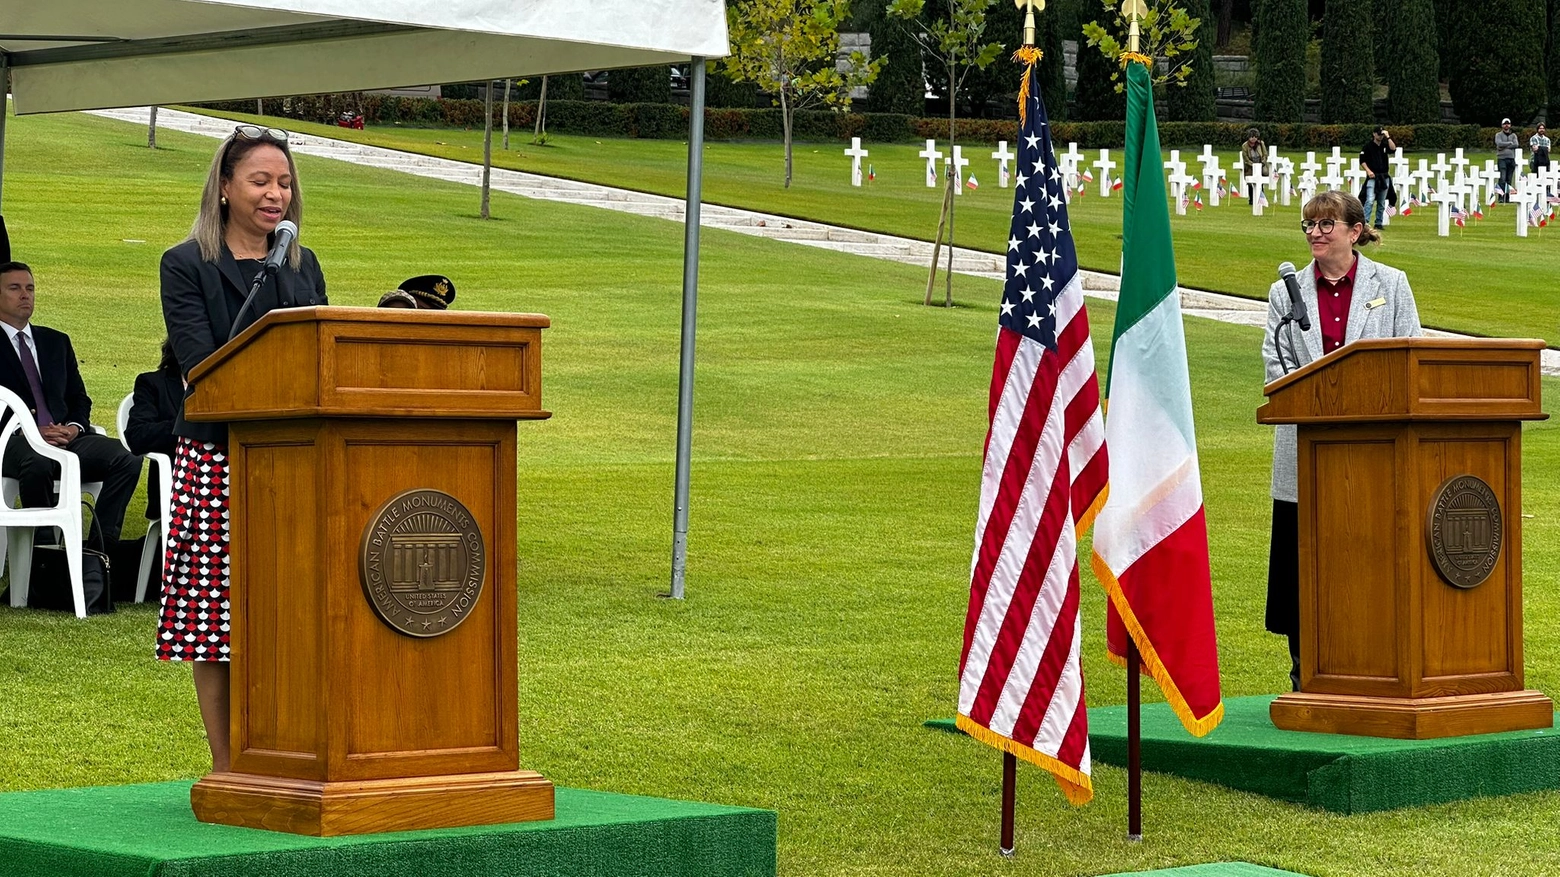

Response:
(1267, 499), (1301, 692)
(1499, 157), (1517, 201)
(3, 431), (143, 543)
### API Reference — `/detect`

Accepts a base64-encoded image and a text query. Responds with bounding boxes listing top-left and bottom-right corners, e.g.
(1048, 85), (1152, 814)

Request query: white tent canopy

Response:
(0, 0), (726, 598)
(3, 0), (728, 114)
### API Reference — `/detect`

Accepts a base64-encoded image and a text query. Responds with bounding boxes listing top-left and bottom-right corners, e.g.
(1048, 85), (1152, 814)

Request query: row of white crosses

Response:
(914, 139), (971, 193)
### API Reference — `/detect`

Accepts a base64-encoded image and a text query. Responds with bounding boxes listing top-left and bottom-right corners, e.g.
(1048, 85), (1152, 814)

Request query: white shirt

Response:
(1, 321), (41, 374)
(1, 321), (83, 432)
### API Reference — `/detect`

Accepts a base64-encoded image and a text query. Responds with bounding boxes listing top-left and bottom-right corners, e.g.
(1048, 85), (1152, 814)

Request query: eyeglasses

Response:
(1300, 219), (1338, 234)
(233, 125), (289, 144)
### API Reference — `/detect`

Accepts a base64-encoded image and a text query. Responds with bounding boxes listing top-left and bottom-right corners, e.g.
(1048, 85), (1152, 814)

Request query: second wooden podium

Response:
(1259, 338), (1553, 739)
(181, 307), (554, 835)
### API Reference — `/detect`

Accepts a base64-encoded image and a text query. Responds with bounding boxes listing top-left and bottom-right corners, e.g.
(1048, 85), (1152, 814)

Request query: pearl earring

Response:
(220, 196), (228, 206)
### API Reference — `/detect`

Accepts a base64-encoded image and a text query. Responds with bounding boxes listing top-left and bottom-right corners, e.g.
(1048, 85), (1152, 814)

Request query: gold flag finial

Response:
(1015, 0), (1044, 48)
(1121, 0), (1147, 54)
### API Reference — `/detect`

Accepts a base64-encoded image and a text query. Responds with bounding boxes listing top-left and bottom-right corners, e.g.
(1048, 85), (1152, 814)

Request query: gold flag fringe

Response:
(1119, 51), (1153, 69)
(1090, 548), (1226, 737)
(1013, 46), (1044, 125)
(956, 715), (1093, 805)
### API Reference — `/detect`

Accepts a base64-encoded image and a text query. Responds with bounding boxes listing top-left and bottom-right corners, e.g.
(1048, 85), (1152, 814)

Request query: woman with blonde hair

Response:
(157, 125), (327, 771)
(1260, 190), (1420, 692)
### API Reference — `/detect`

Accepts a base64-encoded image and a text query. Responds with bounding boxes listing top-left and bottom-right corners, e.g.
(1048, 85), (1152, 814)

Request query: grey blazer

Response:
(1261, 252), (1422, 502)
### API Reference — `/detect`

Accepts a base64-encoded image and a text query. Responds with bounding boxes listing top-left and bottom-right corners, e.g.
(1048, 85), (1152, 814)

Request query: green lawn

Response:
(196, 107), (1560, 346)
(0, 108), (1558, 877)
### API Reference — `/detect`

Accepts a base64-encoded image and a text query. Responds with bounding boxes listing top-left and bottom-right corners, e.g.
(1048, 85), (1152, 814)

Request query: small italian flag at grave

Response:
(1401, 203), (1413, 216)
(1083, 170), (1095, 183)
(1193, 193), (1203, 211)
(868, 164), (875, 181)
(1472, 205), (1484, 220)
(1091, 57), (1224, 738)
(965, 173), (979, 190)
(1113, 178), (1124, 191)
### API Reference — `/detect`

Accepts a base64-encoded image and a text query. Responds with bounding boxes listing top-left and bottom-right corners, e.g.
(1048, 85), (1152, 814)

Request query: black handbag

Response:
(23, 497), (113, 615)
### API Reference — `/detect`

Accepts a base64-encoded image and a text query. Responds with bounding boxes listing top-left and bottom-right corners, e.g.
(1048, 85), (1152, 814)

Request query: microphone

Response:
(1277, 261), (1310, 331)
(262, 220), (298, 275)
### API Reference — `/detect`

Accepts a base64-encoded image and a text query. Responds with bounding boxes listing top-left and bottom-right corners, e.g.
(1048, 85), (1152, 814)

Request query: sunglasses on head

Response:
(232, 124), (289, 144)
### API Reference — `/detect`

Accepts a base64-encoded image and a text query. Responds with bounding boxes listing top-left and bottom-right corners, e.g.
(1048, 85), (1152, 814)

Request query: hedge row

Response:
(201, 95), (1502, 150)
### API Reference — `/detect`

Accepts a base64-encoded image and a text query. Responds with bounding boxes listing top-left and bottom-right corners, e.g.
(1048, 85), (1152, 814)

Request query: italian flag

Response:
(1090, 60), (1223, 735)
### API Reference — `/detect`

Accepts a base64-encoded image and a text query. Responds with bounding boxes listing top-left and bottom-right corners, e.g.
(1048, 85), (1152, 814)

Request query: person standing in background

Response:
(1241, 128), (1267, 200)
(1359, 127), (1395, 230)
(1497, 118), (1521, 202)
(1530, 123), (1551, 177)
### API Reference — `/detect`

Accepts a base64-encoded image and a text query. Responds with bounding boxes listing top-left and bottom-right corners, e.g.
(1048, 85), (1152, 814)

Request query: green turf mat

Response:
(929, 696), (1560, 813)
(0, 781), (776, 877)
(1099, 865), (1307, 876)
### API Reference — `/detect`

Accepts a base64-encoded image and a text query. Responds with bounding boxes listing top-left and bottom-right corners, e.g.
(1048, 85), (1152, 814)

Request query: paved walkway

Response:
(91, 106), (1558, 376)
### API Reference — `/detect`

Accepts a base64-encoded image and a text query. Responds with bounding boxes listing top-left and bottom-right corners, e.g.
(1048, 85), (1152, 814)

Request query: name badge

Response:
(1365, 297), (1387, 310)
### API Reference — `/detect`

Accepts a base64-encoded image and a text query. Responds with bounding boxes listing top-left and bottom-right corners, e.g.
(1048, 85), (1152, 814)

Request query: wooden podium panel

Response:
(184, 308), (554, 834)
(1259, 339), (1553, 738)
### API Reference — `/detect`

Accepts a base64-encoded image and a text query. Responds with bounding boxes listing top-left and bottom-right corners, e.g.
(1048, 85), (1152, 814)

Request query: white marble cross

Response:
(844, 137), (868, 187)
(1298, 174), (1318, 211)
(1516, 153), (1530, 189)
(947, 145), (970, 195)
(1319, 162), (1346, 194)
(1515, 178), (1537, 237)
(1300, 151), (1322, 181)
(1169, 168), (1198, 215)
(1391, 151), (1414, 210)
(1431, 186), (1459, 237)
(1199, 153), (1224, 207)
(1325, 146), (1345, 182)
(992, 140), (1013, 188)
(920, 139), (944, 188)
(1412, 160), (1434, 202)
(1430, 153), (1451, 190)
(1249, 163), (1269, 215)
(1391, 147), (1409, 181)
(1061, 141), (1084, 190)
(1276, 157), (1295, 206)
(1451, 147), (1470, 179)
(1093, 149), (1116, 196)
(1483, 161), (1503, 202)
(1344, 159), (1368, 198)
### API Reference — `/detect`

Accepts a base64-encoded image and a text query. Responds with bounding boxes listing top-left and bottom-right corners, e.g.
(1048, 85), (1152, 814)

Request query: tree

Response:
(886, 0), (1003, 306)
(956, 0), (1022, 117)
(1319, 0), (1374, 123)
(148, 106), (159, 149)
(1073, 15), (1125, 120)
(480, 82), (493, 220)
(725, 0), (883, 188)
(1167, 0), (1216, 120)
(869, 3), (929, 113)
(1253, 0), (1307, 122)
(1081, 0), (1202, 94)
(1037, 0), (1072, 122)
(608, 66), (673, 103)
(1380, 0), (1441, 124)
(1446, 0), (1545, 126)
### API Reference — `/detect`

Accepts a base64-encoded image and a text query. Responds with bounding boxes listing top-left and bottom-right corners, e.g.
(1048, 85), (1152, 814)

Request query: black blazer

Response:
(125, 366), (182, 456)
(160, 237), (327, 443)
(0, 324), (92, 430)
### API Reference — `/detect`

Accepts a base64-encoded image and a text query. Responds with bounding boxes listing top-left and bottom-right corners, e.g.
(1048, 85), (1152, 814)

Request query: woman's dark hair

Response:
(159, 337), (179, 371)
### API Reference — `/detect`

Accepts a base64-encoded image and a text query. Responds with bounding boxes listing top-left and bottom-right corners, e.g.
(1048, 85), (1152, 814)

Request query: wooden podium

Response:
(1258, 338), (1554, 739)
(182, 307), (555, 835)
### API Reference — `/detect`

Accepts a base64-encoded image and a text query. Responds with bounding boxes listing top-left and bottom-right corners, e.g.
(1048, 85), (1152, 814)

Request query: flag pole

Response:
(1126, 637), (1143, 840)
(1122, 0), (1147, 843)
(1000, 750), (1017, 855)
(996, 1), (1042, 857)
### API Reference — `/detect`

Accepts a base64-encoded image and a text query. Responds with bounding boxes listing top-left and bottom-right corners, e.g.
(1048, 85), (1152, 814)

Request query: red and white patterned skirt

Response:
(155, 438), (232, 662)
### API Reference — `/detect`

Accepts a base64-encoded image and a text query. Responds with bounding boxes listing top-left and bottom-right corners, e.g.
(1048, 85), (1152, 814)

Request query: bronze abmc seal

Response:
(1426, 475), (1502, 589)
(359, 489), (486, 637)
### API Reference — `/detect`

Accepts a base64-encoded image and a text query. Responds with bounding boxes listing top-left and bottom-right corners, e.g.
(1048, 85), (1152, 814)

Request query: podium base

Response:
(1270, 689), (1555, 739)
(191, 769), (554, 836)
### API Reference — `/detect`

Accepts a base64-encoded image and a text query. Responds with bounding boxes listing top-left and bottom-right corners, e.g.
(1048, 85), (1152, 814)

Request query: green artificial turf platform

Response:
(928, 695), (1560, 814)
(1099, 865), (1306, 876)
(0, 781), (776, 877)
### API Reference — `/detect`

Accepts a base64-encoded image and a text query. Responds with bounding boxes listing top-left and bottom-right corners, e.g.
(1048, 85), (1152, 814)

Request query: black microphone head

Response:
(1278, 260), (1298, 279)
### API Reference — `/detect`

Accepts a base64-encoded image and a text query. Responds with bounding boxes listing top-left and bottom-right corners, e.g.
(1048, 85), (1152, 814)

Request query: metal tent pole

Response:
(669, 57), (706, 600)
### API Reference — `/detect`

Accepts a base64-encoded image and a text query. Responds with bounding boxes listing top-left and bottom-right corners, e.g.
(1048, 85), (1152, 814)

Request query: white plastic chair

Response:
(0, 385), (106, 617)
(116, 392), (171, 603)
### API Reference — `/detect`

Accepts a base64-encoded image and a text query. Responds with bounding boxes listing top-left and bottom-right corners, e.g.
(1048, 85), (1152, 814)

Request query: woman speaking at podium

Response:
(1261, 190), (1420, 692)
(157, 126), (327, 772)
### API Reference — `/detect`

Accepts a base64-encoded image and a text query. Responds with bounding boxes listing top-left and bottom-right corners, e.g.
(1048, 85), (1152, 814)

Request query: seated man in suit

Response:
(0, 262), (142, 543)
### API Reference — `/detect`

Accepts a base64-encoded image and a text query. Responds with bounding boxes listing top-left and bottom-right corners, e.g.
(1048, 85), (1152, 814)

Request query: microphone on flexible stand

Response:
(1274, 261), (1309, 375)
(229, 220), (298, 342)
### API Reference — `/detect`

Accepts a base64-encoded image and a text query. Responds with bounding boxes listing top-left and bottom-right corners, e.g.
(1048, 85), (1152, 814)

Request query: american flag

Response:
(955, 61), (1108, 805)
